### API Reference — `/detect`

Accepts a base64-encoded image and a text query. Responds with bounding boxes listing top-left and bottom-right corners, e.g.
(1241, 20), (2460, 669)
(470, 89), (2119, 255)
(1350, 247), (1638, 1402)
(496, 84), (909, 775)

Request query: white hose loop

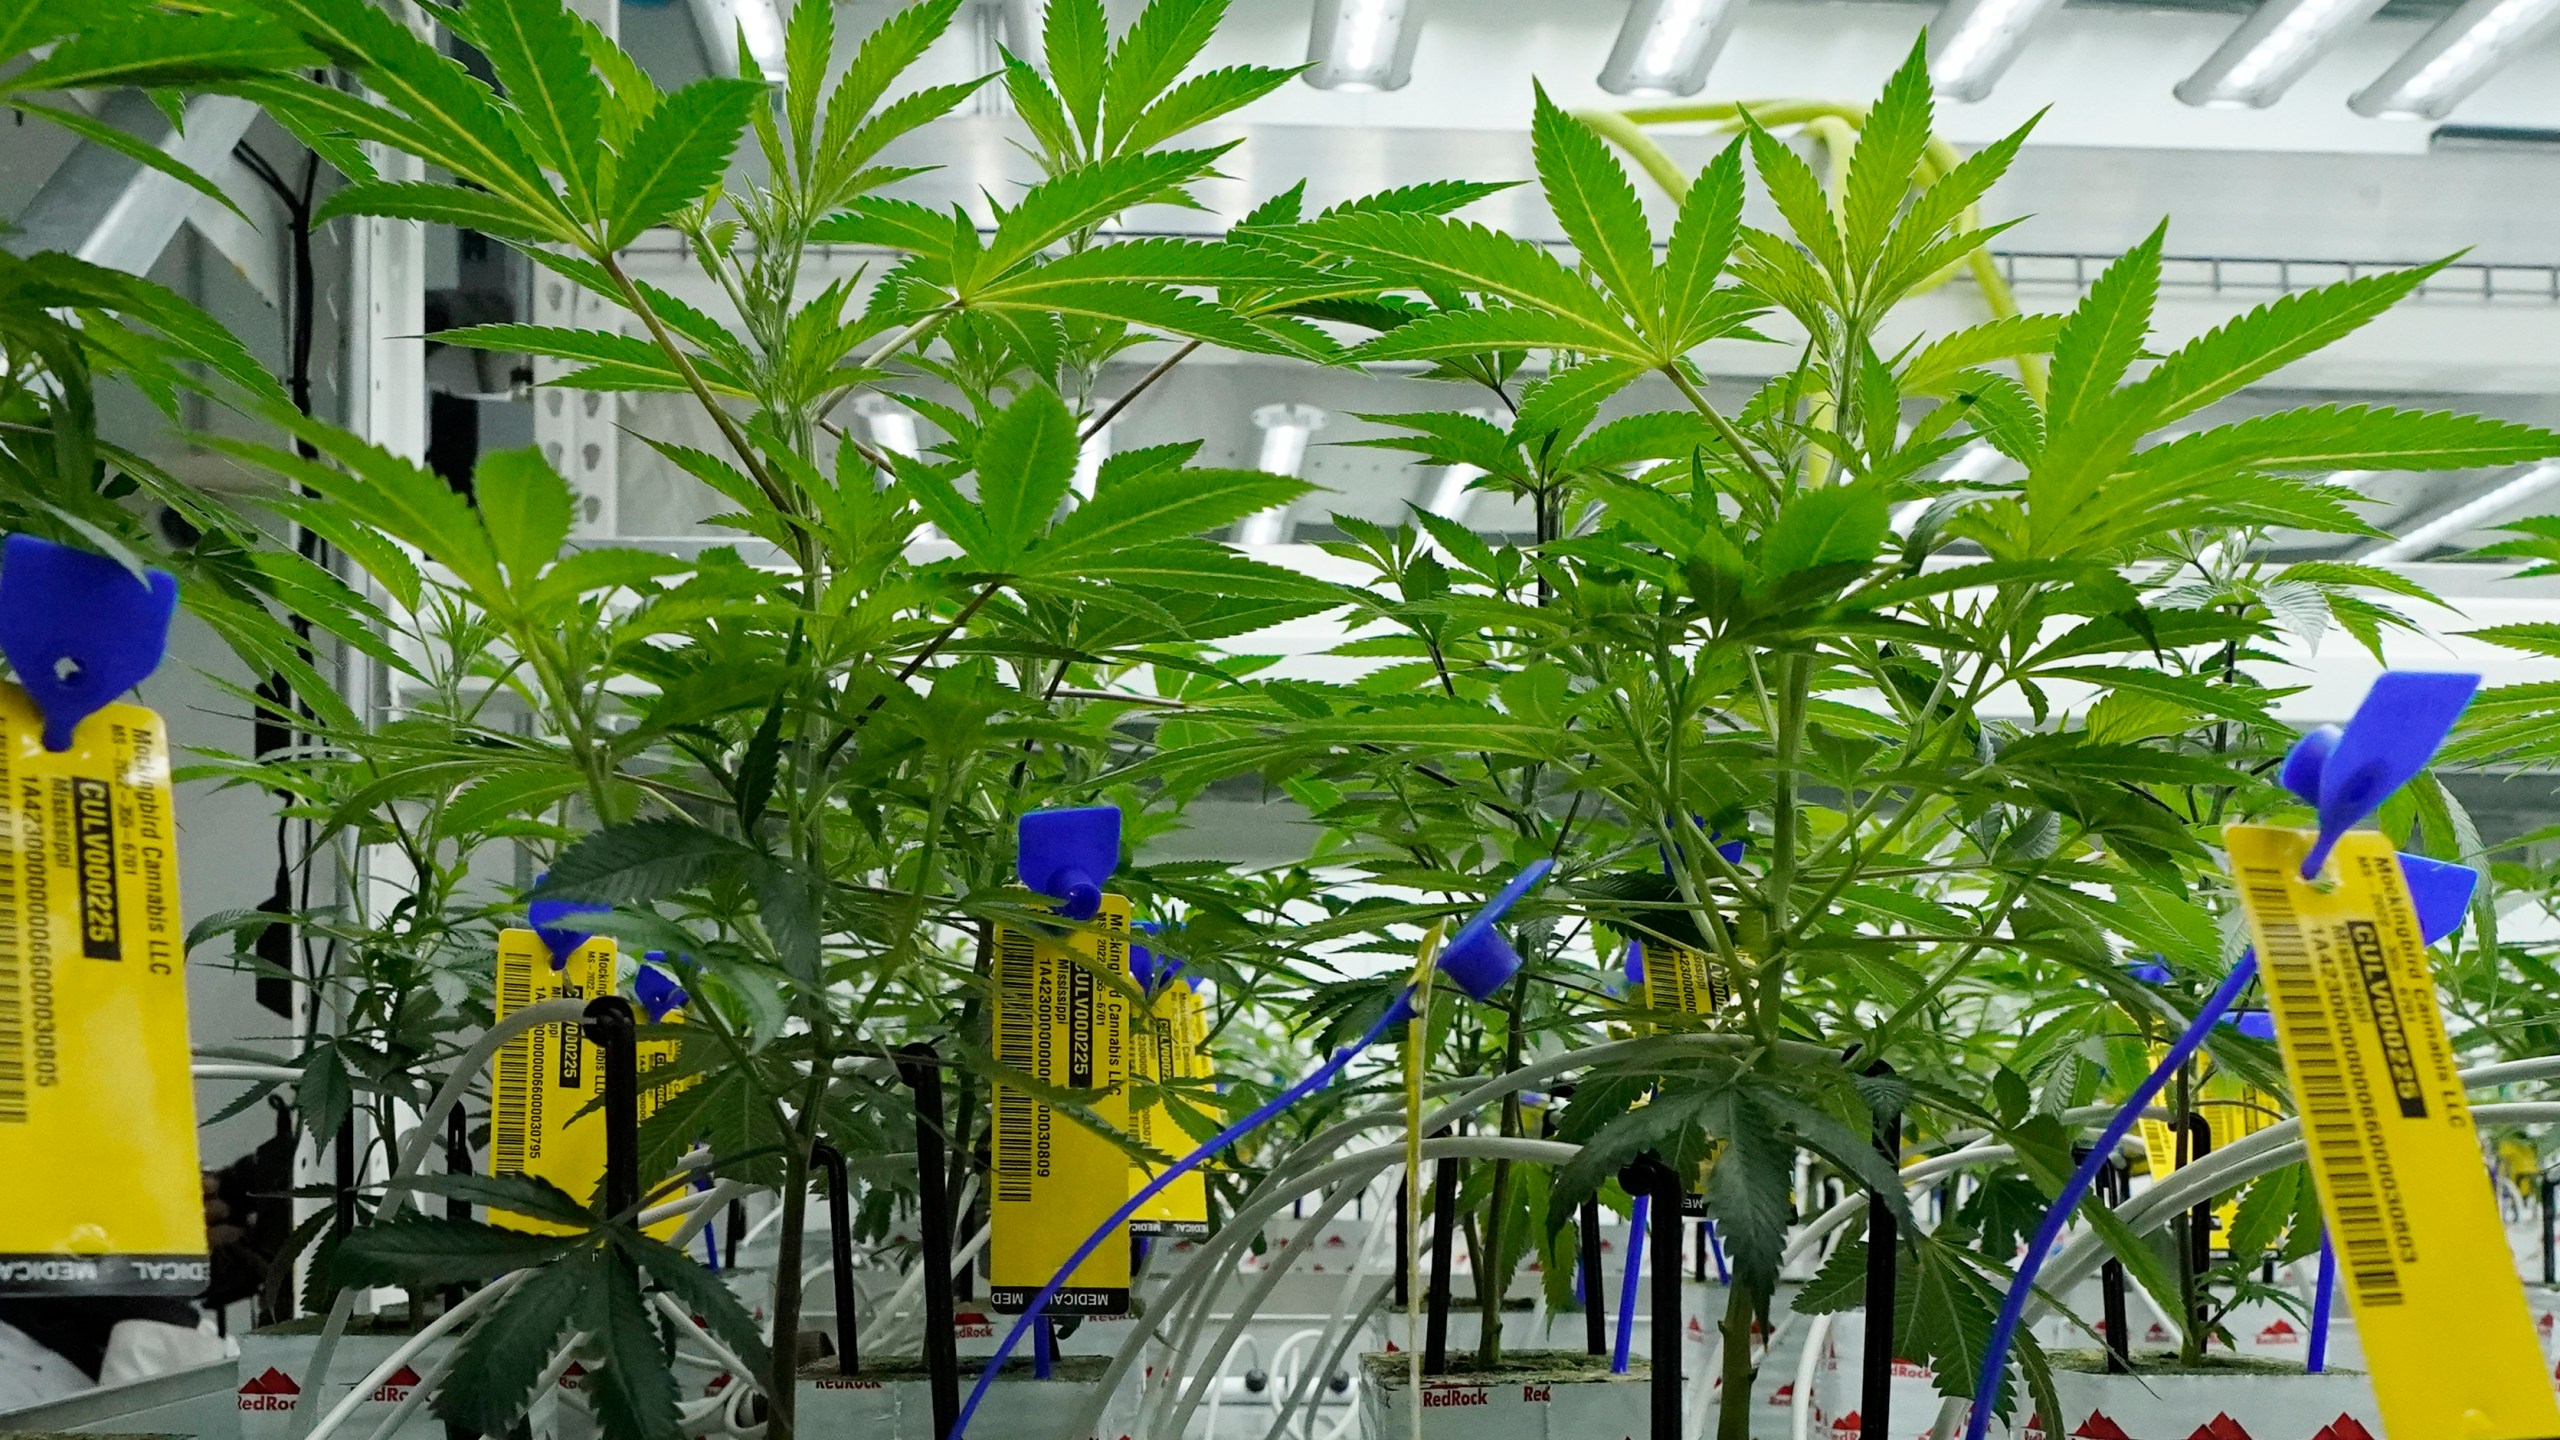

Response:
(1262, 1196), (1398, 1440)
(290, 997), (591, 1440)
(1153, 1184), (1370, 1440)
(1202, 1334), (1265, 1440)
(302, 1269), (531, 1440)
(1263, 1328), (1328, 1433)
(1791, 1310), (1836, 1440)
(193, 1062), (304, 1081)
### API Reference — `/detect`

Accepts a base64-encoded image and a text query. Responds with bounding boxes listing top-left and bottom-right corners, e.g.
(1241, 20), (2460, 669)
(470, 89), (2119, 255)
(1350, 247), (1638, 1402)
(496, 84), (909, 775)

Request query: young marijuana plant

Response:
(11, 0), (1484, 1436)
(1126, 40), (2560, 1436)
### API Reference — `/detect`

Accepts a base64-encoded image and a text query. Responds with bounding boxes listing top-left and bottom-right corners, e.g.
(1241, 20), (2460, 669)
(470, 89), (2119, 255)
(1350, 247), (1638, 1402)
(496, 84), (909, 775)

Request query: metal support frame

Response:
(7, 91), (263, 281)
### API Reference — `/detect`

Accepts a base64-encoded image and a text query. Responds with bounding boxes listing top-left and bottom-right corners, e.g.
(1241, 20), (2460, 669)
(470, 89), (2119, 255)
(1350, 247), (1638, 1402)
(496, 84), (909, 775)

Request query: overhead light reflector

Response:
(1239, 404), (1326, 545)
(2363, 462), (2560, 561)
(687, 0), (786, 77)
(1306, 0), (1421, 92)
(1928, 0), (2070, 100)
(2175, 0), (2389, 107)
(2350, 0), (2560, 118)
(1599, 0), (1745, 97)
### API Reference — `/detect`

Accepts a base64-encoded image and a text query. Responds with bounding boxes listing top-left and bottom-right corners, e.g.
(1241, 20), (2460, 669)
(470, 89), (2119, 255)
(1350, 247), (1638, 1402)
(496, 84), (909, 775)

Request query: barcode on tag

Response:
(491, 945), (536, 1174)
(991, 923), (1039, 1206)
(0, 735), (19, 1124)
(2224, 824), (2560, 1440)
(2240, 867), (2404, 1306)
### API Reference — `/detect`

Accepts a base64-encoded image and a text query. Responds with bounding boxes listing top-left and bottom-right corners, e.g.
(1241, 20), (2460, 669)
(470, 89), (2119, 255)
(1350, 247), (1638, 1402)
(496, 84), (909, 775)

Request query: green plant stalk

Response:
(766, 1047), (833, 1440)
(1716, 1279), (1758, 1440)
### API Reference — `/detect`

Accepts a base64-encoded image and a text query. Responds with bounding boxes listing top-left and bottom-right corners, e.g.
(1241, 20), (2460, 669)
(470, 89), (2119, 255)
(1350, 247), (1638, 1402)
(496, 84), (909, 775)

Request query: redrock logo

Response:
(1828, 1413), (1860, 1436)
(370, 1365), (422, 1402)
(2256, 1319), (2300, 1344)
(2070, 1413), (2132, 1440)
(955, 1311), (994, 1339)
(1890, 1358), (1931, 1379)
(2182, 1415), (2252, 1440)
(239, 1368), (301, 1410)
(1419, 1386), (1488, 1408)
(1767, 1382), (1794, 1406)
(2311, 1418), (2377, 1440)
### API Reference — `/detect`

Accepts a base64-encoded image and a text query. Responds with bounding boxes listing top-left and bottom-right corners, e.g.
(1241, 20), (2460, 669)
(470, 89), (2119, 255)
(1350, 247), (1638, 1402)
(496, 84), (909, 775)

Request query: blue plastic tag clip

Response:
(0, 534), (179, 752)
(1019, 805), (1120, 921)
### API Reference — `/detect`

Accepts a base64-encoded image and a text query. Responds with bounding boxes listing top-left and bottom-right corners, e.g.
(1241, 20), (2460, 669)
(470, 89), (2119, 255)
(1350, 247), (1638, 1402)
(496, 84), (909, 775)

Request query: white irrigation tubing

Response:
(1076, 1136), (1577, 1440)
(1161, 1140), (1580, 1440)
(1934, 1095), (2560, 1440)
(299, 1268), (532, 1440)
(1151, 1180), (1372, 1440)
(289, 998), (590, 1440)
(1201, 1334), (1265, 1440)
(1268, 1272), (1394, 1440)
(1790, 1310), (1837, 1440)
(1262, 1328), (1330, 1438)
(193, 1062), (303, 1081)
(1262, 1196), (1397, 1440)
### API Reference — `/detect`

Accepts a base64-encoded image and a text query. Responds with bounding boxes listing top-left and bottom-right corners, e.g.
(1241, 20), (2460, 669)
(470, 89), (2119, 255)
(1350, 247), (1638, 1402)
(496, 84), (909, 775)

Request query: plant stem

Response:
(1716, 1280), (1759, 1440)
(1084, 339), (1200, 441)
(1661, 364), (1779, 498)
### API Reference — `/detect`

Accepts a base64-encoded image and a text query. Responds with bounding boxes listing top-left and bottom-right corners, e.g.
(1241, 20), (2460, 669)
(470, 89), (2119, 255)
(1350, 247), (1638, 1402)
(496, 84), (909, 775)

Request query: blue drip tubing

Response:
(1705, 1218), (1728, 1284)
(950, 994), (1412, 1437)
(1612, 1193), (1648, 1374)
(2307, 1233), (2336, 1373)
(1961, 953), (2260, 1440)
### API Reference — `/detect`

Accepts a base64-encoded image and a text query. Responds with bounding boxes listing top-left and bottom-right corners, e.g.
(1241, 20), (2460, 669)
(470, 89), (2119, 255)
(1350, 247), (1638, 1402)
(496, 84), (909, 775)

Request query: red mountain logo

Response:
(1325, 1235), (1346, 1247)
(955, 1311), (995, 1339)
(370, 1365), (423, 1402)
(2184, 1415), (2252, 1440)
(238, 1368), (300, 1410)
(2312, 1419), (2377, 1440)
(560, 1362), (587, 1389)
(1830, 1412), (1861, 1435)
(1768, 1382), (1794, 1405)
(2071, 1413), (2133, 1440)
(2146, 1322), (2173, 1343)
(2256, 1319), (2300, 1344)
(2542, 1312), (2555, 1336)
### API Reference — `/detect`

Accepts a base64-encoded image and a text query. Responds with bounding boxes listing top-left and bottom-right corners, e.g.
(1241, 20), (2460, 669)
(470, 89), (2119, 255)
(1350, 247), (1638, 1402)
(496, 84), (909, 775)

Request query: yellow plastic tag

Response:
(2225, 825), (2560, 1440)
(490, 927), (616, 1235)
(635, 1002), (692, 1242)
(988, 894), (1132, 1314)
(2137, 1051), (2282, 1244)
(0, 686), (203, 1294)
(1128, 980), (1210, 1239)
(1638, 941), (1731, 1020)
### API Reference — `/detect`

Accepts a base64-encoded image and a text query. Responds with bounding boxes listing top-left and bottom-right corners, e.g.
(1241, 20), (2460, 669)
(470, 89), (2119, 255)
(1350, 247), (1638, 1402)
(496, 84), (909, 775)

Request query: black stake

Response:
(2096, 1155), (2131, 1374)
(1618, 1156), (1682, 1440)
(580, 997), (639, 1223)
(812, 1142), (859, 1376)
(1579, 1198), (1607, 1356)
(1423, 1154), (1459, 1374)
(333, 1117), (356, 1238)
(725, 1198), (746, 1271)
(2541, 1176), (2555, 1288)
(443, 1108), (470, 1315)
(900, 1045), (961, 1440)
(1859, 1069), (1904, 1440)
(2183, 1114), (2215, 1281)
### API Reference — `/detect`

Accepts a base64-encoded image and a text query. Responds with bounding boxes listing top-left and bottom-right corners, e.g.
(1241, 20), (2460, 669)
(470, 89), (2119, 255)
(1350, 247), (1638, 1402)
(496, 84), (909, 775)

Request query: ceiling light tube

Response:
(1424, 464), (1483, 522)
(687, 0), (787, 77)
(1599, 0), (1747, 97)
(1239, 404), (1327, 545)
(1306, 0), (1421, 92)
(1927, 0), (2071, 100)
(2350, 0), (2560, 118)
(2175, 0), (2390, 108)
(2362, 461), (2560, 561)
(1073, 415), (1111, 502)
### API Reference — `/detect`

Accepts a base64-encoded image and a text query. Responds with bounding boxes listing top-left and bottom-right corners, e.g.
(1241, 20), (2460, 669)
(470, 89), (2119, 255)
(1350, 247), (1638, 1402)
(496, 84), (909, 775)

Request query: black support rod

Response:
(900, 1045), (962, 1440)
(1423, 1155), (1459, 1374)
(812, 1142), (859, 1376)
(1859, 1079), (1904, 1440)
(579, 997), (639, 1222)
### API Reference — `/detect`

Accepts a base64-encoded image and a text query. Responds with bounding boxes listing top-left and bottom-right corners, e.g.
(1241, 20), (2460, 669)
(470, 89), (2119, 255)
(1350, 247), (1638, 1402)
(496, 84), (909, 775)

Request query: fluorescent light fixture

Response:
(1425, 464), (1482, 522)
(1890, 441), (2005, 534)
(1073, 414), (1111, 502)
(2350, 0), (2560, 118)
(1306, 0), (1420, 92)
(688, 0), (786, 77)
(2362, 462), (2560, 561)
(1239, 403), (1326, 544)
(1599, 0), (1746, 97)
(2175, 0), (2390, 107)
(855, 396), (920, 459)
(1927, 0), (2070, 100)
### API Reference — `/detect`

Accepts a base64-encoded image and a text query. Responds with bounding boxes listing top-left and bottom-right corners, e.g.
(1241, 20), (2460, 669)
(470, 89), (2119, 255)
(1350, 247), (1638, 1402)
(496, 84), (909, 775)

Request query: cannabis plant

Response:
(1126, 42), (2560, 1435)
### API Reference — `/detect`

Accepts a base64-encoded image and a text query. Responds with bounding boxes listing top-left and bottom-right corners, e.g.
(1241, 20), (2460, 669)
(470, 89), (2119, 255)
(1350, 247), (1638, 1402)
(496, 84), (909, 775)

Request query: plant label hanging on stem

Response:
(2228, 825), (2554, 1439)
(489, 923), (617, 1234)
(1125, 926), (1211, 1240)
(0, 534), (201, 1296)
(988, 806), (1134, 1316)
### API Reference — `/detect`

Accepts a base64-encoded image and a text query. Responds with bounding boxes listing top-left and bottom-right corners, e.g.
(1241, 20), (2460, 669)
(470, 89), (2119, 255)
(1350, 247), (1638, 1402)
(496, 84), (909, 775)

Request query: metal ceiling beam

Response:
(8, 90), (265, 284)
